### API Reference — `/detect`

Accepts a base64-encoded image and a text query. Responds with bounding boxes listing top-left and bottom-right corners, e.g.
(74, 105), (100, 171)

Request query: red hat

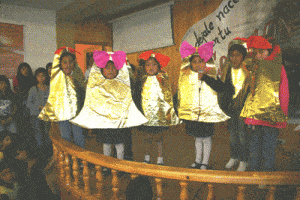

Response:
(247, 36), (272, 49)
(139, 50), (170, 68)
(55, 46), (81, 55)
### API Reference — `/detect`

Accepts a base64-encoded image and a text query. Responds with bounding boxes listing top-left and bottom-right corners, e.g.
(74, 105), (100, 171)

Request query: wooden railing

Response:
(50, 127), (300, 200)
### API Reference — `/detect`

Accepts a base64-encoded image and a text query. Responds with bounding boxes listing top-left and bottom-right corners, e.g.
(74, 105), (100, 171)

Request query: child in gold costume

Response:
(133, 51), (179, 165)
(39, 47), (86, 148)
(240, 36), (289, 171)
(71, 50), (147, 173)
(178, 41), (230, 170)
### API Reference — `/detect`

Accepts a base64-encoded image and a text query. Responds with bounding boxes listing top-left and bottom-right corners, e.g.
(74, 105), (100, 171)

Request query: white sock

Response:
(115, 143), (124, 160)
(225, 158), (238, 169)
(157, 157), (163, 164)
(195, 137), (204, 164)
(201, 137), (212, 165)
(103, 143), (112, 157)
(144, 155), (150, 162)
(236, 161), (248, 172)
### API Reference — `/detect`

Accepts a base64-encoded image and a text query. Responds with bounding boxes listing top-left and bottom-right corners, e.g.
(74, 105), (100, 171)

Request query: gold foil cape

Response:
(240, 53), (287, 123)
(178, 62), (230, 122)
(141, 73), (179, 126)
(39, 50), (86, 122)
(71, 64), (148, 129)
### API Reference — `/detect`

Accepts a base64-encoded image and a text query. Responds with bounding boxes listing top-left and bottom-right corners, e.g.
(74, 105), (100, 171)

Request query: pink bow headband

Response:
(180, 41), (214, 63)
(93, 50), (127, 70)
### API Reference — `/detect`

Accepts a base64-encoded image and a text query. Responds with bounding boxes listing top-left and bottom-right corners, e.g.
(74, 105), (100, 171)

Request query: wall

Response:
(0, 4), (57, 74)
(56, 19), (112, 50)
(126, 0), (223, 92)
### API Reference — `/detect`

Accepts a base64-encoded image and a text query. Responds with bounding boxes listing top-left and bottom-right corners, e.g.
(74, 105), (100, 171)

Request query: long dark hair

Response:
(15, 62), (34, 94)
(33, 68), (50, 86)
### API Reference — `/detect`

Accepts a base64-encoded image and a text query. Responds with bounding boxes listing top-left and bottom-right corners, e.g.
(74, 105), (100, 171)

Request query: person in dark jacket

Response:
(199, 39), (250, 171)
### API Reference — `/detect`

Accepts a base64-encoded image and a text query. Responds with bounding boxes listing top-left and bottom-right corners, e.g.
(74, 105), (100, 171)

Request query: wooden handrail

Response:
(51, 128), (300, 186)
(50, 125), (300, 200)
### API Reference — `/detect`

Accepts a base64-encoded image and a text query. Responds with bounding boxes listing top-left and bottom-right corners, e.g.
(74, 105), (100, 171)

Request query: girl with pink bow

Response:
(177, 41), (230, 170)
(71, 50), (147, 174)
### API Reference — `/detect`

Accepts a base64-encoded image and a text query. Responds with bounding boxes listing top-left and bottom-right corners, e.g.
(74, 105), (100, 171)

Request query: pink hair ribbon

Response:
(93, 50), (127, 70)
(180, 41), (214, 63)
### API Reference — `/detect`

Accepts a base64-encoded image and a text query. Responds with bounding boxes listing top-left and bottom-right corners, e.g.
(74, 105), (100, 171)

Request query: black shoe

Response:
(143, 160), (151, 164)
(188, 162), (201, 169)
(200, 164), (212, 170)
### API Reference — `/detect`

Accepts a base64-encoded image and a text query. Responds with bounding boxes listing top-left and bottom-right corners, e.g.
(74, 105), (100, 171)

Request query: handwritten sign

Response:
(182, 0), (279, 68)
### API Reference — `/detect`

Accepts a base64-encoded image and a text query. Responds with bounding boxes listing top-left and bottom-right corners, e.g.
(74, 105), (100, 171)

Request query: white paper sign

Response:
(181, 0), (279, 68)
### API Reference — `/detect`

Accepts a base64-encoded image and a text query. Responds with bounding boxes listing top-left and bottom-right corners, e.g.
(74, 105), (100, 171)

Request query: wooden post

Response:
(131, 174), (138, 180)
(267, 186), (276, 200)
(296, 187), (300, 200)
(237, 185), (246, 200)
(111, 169), (120, 200)
(95, 165), (104, 199)
(72, 156), (79, 190)
(180, 181), (188, 200)
(207, 184), (214, 200)
(59, 150), (65, 181)
(64, 152), (71, 186)
(155, 178), (163, 200)
(82, 161), (91, 195)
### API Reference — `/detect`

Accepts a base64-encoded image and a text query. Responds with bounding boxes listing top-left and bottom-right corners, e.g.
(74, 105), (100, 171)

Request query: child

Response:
(13, 63), (35, 104)
(134, 50), (179, 165)
(0, 75), (17, 134)
(71, 51), (147, 171)
(240, 36), (289, 172)
(27, 68), (52, 159)
(198, 38), (251, 171)
(178, 41), (230, 170)
(39, 47), (86, 148)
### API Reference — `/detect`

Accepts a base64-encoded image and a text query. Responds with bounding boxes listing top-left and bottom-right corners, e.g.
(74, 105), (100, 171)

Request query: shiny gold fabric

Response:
(141, 73), (179, 126)
(178, 65), (230, 123)
(231, 67), (246, 98)
(39, 50), (86, 122)
(240, 53), (287, 123)
(71, 64), (148, 129)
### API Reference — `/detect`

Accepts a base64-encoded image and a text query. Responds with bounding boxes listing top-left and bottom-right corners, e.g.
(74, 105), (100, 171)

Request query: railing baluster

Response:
(82, 161), (91, 195)
(53, 144), (58, 160)
(267, 186), (276, 200)
(131, 174), (138, 180)
(64, 152), (71, 186)
(179, 181), (188, 200)
(111, 169), (120, 200)
(95, 165), (104, 199)
(237, 185), (246, 200)
(72, 156), (79, 190)
(155, 178), (163, 200)
(59, 150), (65, 181)
(207, 184), (214, 200)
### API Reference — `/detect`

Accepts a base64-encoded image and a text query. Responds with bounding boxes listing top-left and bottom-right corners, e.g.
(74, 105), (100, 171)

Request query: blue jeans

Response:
(228, 117), (249, 161)
(247, 125), (279, 171)
(58, 121), (85, 148)
(30, 116), (51, 149)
